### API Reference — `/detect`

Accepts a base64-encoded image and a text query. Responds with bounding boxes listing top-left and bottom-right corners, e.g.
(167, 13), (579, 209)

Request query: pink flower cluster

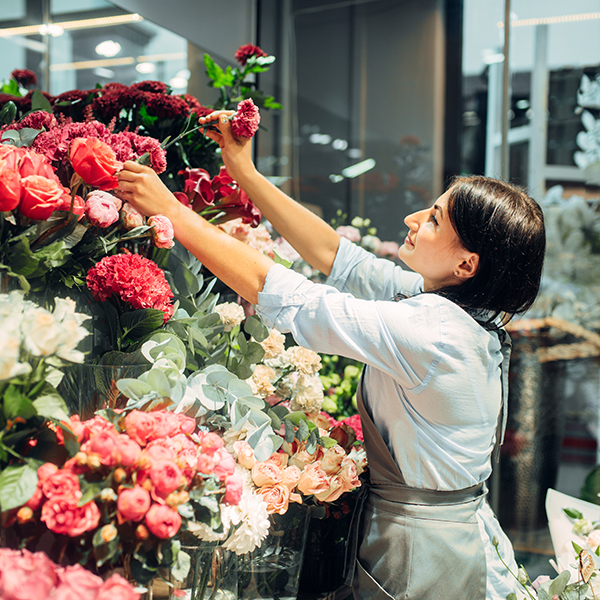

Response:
(231, 99), (261, 139)
(86, 253), (175, 322)
(218, 219), (275, 258)
(20, 410), (240, 545)
(176, 166), (261, 227)
(0, 548), (139, 600)
(234, 438), (361, 513)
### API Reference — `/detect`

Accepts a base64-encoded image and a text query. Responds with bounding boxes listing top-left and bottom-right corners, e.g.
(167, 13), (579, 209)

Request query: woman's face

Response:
(398, 190), (479, 291)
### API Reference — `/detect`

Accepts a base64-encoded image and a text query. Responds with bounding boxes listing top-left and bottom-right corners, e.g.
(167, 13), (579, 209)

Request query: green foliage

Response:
(319, 355), (362, 417)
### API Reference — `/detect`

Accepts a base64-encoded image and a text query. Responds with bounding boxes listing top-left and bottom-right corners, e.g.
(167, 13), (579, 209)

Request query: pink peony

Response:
(54, 564), (103, 600)
(86, 253), (174, 323)
(200, 432), (224, 455)
(120, 202), (145, 230)
(148, 215), (175, 249)
(41, 496), (100, 537)
(117, 486), (151, 522)
(0, 548), (57, 600)
(145, 503), (181, 539)
(225, 474), (243, 505)
(336, 225), (361, 243)
(213, 448), (236, 481)
(96, 573), (141, 600)
(149, 459), (182, 496)
(234, 44), (268, 66)
(84, 190), (120, 228)
(231, 98), (261, 138)
(86, 428), (119, 466)
(124, 410), (156, 446)
(114, 434), (142, 467)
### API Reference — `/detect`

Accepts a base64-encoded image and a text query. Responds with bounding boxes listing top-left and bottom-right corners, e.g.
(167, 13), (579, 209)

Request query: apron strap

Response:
(492, 328), (512, 462)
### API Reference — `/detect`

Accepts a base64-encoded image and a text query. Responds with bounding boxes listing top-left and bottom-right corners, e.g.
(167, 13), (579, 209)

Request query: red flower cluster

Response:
(11, 68), (37, 87)
(0, 144), (79, 219)
(86, 253), (175, 322)
(0, 549), (139, 600)
(176, 165), (261, 227)
(234, 43), (268, 66)
(231, 98), (261, 138)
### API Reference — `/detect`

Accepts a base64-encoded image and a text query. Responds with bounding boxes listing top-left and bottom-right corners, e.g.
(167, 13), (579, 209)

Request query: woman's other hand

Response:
(198, 111), (257, 185)
(116, 161), (180, 218)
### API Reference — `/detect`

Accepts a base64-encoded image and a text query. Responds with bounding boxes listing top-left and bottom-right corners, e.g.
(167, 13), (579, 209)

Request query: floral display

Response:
(0, 548), (140, 600)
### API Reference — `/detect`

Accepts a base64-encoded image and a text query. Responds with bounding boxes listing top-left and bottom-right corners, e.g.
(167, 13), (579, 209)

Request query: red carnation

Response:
(234, 44), (268, 66)
(86, 253), (174, 322)
(11, 69), (37, 87)
(183, 94), (213, 118)
(231, 98), (260, 139)
(131, 80), (168, 94)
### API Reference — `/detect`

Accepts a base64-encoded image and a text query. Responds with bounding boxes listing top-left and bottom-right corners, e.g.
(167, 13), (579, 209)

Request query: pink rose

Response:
(320, 445), (346, 475)
(124, 411), (155, 446)
(55, 191), (85, 219)
(148, 214), (175, 249)
(266, 452), (288, 469)
(88, 429), (119, 466)
(145, 503), (181, 539)
(175, 414), (196, 434)
(55, 564), (103, 600)
(41, 496), (100, 536)
(149, 411), (178, 440)
(18, 151), (58, 180)
(117, 486), (151, 522)
(42, 469), (81, 499)
(281, 465), (302, 490)
(378, 241), (400, 259)
(0, 548), (57, 600)
(259, 484), (290, 515)
(335, 225), (361, 243)
(296, 463), (329, 496)
(120, 202), (145, 229)
(213, 448), (236, 481)
(149, 459), (182, 496)
(197, 454), (215, 475)
(225, 474), (243, 505)
(96, 574), (141, 600)
(233, 441), (256, 469)
(37, 462), (58, 482)
(339, 457), (361, 491)
(252, 461), (283, 487)
(200, 432), (224, 455)
(314, 474), (346, 503)
(115, 434), (142, 467)
(84, 190), (120, 228)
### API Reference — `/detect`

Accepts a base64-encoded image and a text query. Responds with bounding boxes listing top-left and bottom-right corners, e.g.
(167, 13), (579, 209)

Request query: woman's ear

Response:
(455, 253), (479, 281)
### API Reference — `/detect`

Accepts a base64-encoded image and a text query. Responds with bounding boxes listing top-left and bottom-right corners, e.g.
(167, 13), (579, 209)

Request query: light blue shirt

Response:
(257, 237), (520, 599)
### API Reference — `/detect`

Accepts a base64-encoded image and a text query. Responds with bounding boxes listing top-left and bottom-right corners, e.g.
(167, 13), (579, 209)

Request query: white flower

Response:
(215, 302), (246, 332)
(21, 307), (60, 357)
(281, 346), (321, 375)
(222, 487), (270, 555)
(247, 364), (276, 398)
(0, 329), (30, 381)
(290, 373), (324, 413)
(259, 329), (286, 359)
(53, 298), (91, 363)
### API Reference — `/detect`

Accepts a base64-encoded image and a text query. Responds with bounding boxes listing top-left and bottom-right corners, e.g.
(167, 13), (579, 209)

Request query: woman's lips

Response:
(404, 235), (414, 247)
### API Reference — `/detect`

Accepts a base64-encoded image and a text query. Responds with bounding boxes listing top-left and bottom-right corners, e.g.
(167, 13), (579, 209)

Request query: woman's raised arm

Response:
(199, 112), (341, 277)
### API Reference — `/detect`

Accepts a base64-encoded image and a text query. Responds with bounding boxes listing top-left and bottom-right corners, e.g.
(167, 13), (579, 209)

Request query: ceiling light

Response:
(175, 69), (191, 80)
(332, 139), (348, 151)
(341, 159), (376, 179)
(93, 67), (115, 78)
(0, 14), (143, 37)
(38, 23), (64, 37)
(169, 76), (188, 89)
(95, 40), (121, 57)
(136, 62), (156, 74)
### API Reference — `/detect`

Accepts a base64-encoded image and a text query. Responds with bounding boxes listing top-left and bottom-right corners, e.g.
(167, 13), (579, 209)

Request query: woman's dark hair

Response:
(433, 175), (546, 325)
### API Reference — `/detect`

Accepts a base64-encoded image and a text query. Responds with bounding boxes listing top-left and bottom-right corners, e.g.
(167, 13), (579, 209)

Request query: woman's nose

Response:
(404, 209), (426, 229)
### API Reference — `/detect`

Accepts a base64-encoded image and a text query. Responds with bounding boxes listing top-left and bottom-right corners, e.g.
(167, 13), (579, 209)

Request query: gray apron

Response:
(351, 329), (512, 600)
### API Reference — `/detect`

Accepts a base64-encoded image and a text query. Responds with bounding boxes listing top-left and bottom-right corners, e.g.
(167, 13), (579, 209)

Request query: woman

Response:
(116, 112), (545, 600)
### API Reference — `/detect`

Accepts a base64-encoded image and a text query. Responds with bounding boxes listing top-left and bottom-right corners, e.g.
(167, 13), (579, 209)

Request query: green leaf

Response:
(79, 480), (102, 506)
(306, 429), (318, 454)
(120, 309), (165, 341)
(244, 315), (269, 342)
(116, 378), (153, 401)
(31, 90), (52, 113)
(297, 418), (310, 442)
(548, 571), (570, 596)
(0, 462), (40, 511)
(284, 411), (308, 426)
(0, 101), (17, 125)
(170, 549), (191, 583)
(18, 127), (43, 147)
(119, 225), (153, 239)
(572, 541), (584, 555)
(563, 507), (584, 520)
(320, 436), (339, 448)
(58, 423), (81, 455)
(273, 247), (293, 267)
(3, 385), (37, 420)
(173, 263), (200, 297)
(32, 393), (70, 422)
(145, 368), (172, 397)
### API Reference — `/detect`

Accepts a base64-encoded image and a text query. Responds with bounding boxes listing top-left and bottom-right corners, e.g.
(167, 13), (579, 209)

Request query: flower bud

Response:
(87, 454), (102, 469)
(517, 567), (528, 586)
(113, 468), (127, 484)
(16, 507), (34, 524)
(142, 478), (153, 492)
(101, 524), (118, 543)
(74, 452), (88, 466)
(100, 488), (118, 502)
(135, 524), (149, 540)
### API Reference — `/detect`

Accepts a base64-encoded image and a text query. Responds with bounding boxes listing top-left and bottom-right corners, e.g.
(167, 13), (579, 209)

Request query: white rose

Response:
(215, 302), (246, 332)
(21, 307), (60, 356)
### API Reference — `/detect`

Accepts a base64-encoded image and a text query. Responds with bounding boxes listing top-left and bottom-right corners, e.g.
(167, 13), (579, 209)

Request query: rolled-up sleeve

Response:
(326, 237), (423, 300)
(256, 263), (444, 391)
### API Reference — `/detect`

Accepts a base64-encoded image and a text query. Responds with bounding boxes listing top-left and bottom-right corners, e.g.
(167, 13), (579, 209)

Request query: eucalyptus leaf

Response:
(253, 437), (275, 461)
(547, 571), (570, 596)
(284, 419), (295, 443)
(244, 315), (269, 342)
(297, 419), (310, 442)
(200, 384), (226, 410)
(238, 395), (266, 410)
(170, 549), (191, 583)
(146, 368), (173, 397)
(116, 378), (153, 400)
(246, 421), (270, 449)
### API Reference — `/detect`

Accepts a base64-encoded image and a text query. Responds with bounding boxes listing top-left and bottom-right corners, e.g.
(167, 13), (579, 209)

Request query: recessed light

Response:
(95, 40), (121, 58)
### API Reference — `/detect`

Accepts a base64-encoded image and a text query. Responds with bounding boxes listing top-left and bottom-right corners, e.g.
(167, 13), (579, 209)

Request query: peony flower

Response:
(41, 495), (100, 536)
(96, 573), (141, 600)
(0, 548), (57, 600)
(55, 564), (103, 600)
(84, 190), (120, 227)
(213, 448), (236, 481)
(120, 202), (145, 230)
(145, 503), (181, 539)
(234, 43), (268, 66)
(231, 98), (261, 138)
(148, 214), (175, 249)
(114, 434), (142, 467)
(149, 459), (183, 496)
(86, 253), (174, 323)
(225, 473), (243, 505)
(215, 302), (246, 332)
(117, 486), (151, 522)
(70, 137), (122, 190)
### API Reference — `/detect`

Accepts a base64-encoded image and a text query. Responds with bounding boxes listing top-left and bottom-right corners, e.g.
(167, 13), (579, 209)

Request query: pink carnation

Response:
(86, 253), (174, 322)
(234, 44), (268, 66)
(231, 99), (260, 138)
(11, 69), (37, 87)
(148, 214), (175, 249)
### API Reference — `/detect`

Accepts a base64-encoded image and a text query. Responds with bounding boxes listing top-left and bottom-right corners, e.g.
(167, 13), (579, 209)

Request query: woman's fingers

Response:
(122, 160), (146, 173)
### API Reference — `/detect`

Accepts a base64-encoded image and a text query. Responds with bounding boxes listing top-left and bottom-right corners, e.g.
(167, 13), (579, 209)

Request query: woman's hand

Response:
(199, 111), (257, 184)
(116, 161), (180, 218)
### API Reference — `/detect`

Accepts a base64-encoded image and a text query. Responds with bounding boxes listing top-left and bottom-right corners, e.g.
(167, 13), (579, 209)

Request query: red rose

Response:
(144, 503), (181, 539)
(70, 137), (122, 190)
(0, 161), (21, 212)
(18, 151), (58, 180)
(19, 175), (64, 220)
(41, 496), (100, 537)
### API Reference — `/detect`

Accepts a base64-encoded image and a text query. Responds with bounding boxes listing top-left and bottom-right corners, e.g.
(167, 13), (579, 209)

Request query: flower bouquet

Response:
(0, 547), (141, 600)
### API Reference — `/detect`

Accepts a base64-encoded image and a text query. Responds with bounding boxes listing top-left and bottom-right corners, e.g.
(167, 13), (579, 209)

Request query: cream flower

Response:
(215, 302), (246, 332)
(248, 364), (276, 398)
(282, 346), (321, 375)
(222, 487), (270, 555)
(260, 329), (286, 359)
(290, 373), (324, 413)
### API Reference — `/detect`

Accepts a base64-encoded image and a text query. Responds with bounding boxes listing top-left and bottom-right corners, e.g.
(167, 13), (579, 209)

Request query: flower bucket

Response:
(238, 503), (311, 600)
(58, 361), (150, 418)
(169, 542), (238, 600)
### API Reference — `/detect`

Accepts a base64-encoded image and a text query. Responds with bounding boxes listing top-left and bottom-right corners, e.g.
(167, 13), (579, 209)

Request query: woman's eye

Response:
(429, 213), (438, 225)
